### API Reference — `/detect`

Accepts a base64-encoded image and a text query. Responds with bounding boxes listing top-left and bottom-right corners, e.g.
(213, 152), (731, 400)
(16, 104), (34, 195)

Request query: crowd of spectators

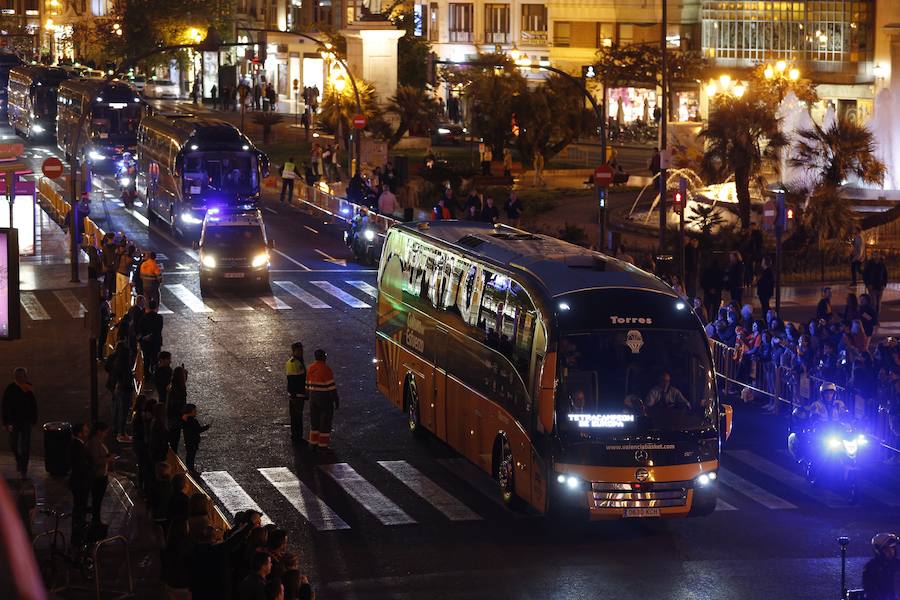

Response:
(149, 464), (314, 600)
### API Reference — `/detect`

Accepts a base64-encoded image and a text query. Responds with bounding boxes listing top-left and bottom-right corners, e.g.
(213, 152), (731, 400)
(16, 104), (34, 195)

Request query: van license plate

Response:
(224, 272), (245, 279)
(624, 508), (660, 518)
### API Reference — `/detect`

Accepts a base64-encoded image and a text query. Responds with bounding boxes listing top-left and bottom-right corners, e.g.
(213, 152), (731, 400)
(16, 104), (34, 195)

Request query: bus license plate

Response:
(224, 272), (245, 279)
(624, 508), (660, 518)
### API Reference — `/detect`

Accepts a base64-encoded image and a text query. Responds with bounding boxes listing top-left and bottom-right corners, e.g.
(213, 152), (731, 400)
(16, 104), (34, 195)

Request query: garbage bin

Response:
(43, 422), (72, 477)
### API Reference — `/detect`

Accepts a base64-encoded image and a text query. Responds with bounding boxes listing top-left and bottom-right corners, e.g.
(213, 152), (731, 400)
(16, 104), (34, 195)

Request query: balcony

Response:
(449, 30), (473, 43)
(520, 30), (547, 46)
(484, 31), (509, 44)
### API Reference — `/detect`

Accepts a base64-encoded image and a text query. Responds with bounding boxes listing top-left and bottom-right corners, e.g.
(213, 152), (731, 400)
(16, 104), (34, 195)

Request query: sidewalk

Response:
(1, 199), (164, 597)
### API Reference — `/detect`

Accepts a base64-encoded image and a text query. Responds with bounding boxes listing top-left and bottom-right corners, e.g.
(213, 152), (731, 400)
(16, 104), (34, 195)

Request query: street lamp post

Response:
(658, 0), (668, 252)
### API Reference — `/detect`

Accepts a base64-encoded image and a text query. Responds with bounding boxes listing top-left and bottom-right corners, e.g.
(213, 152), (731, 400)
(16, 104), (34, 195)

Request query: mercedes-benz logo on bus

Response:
(634, 449), (649, 462)
(635, 468), (650, 482)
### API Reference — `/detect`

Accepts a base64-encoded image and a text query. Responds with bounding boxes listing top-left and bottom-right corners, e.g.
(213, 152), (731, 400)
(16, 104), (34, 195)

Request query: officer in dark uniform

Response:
(284, 342), (307, 445)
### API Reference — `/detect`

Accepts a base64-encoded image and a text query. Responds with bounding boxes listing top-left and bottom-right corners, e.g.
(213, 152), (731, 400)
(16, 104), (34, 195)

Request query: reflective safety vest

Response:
(306, 360), (339, 407)
(282, 161), (296, 179)
(140, 259), (162, 281)
(284, 357), (306, 396)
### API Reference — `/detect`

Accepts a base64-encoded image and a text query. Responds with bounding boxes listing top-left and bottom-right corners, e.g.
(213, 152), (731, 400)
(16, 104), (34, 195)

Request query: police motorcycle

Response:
(343, 208), (378, 266)
(788, 383), (868, 503)
(116, 153), (138, 190)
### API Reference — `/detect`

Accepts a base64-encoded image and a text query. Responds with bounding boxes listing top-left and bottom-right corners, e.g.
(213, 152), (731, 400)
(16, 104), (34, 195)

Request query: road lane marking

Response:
(378, 461), (481, 521)
(347, 280), (377, 298)
(164, 284), (213, 313)
(304, 225), (319, 234)
(263, 207), (278, 215)
(273, 281), (330, 308)
(715, 498), (738, 511)
(319, 463), (416, 526)
(258, 467), (350, 531)
(20, 292), (50, 320)
(272, 249), (310, 270)
(314, 248), (347, 266)
(311, 281), (370, 308)
(729, 450), (848, 508)
(157, 302), (174, 315)
(219, 296), (255, 311)
(260, 295), (292, 310)
(52, 290), (87, 318)
(718, 468), (797, 510)
(200, 471), (271, 525)
(124, 207), (150, 227)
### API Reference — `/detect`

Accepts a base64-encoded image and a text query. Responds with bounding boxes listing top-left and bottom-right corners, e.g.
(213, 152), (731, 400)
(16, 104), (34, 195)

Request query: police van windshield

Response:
(557, 329), (716, 434)
(183, 152), (259, 197)
(203, 225), (264, 254)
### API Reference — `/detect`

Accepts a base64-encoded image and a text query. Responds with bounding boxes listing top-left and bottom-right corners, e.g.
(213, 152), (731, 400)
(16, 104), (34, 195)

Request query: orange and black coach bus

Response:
(375, 221), (733, 518)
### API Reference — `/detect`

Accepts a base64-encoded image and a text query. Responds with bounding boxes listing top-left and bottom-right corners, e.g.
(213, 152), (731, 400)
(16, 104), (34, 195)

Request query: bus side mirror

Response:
(267, 239), (275, 250)
(721, 404), (733, 441)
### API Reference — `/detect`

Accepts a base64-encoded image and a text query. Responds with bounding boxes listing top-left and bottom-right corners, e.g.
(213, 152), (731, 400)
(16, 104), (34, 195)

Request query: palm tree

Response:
(700, 94), (786, 230)
(385, 86), (442, 147)
(319, 79), (381, 151)
(790, 117), (886, 247)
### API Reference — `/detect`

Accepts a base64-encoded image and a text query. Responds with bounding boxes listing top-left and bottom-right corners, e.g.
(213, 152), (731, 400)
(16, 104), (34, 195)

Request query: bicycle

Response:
(32, 504), (98, 589)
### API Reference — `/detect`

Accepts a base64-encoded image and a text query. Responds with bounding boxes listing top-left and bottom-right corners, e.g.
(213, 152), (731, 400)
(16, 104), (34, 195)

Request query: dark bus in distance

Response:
(0, 52), (24, 116)
(137, 114), (268, 238)
(56, 78), (143, 171)
(7, 65), (72, 139)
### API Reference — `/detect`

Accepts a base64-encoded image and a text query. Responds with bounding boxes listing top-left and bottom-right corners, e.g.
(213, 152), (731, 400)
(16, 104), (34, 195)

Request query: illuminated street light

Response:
(775, 60), (787, 73)
(764, 66), (774, 80)
(705, 81), (718, 97)
(732, 84), (746, 98)
(333, 73), (347, 93)
(188, 27), (203, 43)
(719, 74), (732, 88)
(788, 68), (800, 81)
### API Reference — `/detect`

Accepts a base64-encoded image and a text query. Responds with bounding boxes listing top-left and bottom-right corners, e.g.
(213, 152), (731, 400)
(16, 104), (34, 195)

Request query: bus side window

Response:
(508, 282), (537, 379)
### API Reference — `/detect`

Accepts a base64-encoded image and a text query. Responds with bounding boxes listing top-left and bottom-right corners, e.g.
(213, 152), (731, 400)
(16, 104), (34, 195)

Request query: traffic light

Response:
(258, 31), (267, 65)
(673, 176), (687, 214)
(426, 51), (436, 86)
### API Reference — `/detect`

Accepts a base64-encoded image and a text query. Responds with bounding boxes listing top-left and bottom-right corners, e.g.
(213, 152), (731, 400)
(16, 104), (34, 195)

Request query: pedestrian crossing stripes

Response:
(320, 463), (416, 525)
(377, 460), (481, 521)
(311, 281), (370, 308)
(196, 452), (898, 535)
(347, 280), (377, 298)
(258, 467), (350, 531)
(20, 292), (50, 320)
(274, 281), (331, 308)
(201, 471), (272, 525)
(157, 302), (174, 315)
(165, 284), (213, 313)
(261, 295), (292, 310)
(52, 290), (87, 318)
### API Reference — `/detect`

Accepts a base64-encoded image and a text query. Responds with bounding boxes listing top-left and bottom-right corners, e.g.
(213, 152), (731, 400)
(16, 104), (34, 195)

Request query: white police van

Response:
(197, 208), (273, 293)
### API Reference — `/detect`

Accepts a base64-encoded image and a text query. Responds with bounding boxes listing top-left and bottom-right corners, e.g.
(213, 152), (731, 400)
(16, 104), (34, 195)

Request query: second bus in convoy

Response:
(375, 222), (733, 519)
(0, 51), (24, 116)
(56, 78), (143, 171)
(7, 65), (72, 139)
(137, 114), (269, 238)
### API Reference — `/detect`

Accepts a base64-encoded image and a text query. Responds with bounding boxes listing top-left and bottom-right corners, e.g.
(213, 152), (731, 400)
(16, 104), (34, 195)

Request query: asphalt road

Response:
(8, 121), (899, 600)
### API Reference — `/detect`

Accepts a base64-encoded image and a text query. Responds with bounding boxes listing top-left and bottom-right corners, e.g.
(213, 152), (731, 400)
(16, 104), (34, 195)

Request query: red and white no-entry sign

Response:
(593, 164), (614, 188)
(42, 156), (65, 179)
(352, 113), (367, 129)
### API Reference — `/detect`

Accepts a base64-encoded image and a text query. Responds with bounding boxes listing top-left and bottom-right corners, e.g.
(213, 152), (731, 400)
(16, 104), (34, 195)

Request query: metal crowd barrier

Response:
(165, 449), (232, 534)
(710, 338), (900, 455)
(284, 178), (401, 237)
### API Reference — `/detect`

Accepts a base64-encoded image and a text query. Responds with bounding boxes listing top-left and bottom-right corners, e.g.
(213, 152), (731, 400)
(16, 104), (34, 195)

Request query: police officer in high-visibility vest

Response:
(284, 342), (307, 445)
(279, 157), (298, 204)
(307, 349), (339, 450)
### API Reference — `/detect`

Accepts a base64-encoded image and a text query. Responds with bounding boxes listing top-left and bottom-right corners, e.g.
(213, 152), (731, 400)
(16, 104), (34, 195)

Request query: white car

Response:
(128, 76), (146, 93)
(144, 79), (181, 99)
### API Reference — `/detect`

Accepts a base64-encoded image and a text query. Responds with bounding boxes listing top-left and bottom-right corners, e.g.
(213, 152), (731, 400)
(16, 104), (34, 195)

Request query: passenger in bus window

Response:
(570, 389), (586, 413)
(645, 372), (690, 410)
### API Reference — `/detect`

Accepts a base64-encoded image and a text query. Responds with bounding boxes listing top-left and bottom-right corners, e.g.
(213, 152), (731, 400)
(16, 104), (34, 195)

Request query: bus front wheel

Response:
(495, 437), (523, 510)
(404, 379), (425, 438)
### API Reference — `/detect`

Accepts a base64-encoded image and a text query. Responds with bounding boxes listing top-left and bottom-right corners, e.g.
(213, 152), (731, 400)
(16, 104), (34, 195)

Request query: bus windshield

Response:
(557, 329), (716, 434)
(183, 152), (259, 198)
(90, 105), (141, 142)
(33, 88), (58, 118)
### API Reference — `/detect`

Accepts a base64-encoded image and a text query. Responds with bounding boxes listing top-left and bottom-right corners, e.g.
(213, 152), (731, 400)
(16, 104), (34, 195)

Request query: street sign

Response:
(762, 199), (776, 230)
(41, 156), (64, 180)
(0, 143), (23, 158)
(352, 114), (367, 130)
(593, 165), (614, 188)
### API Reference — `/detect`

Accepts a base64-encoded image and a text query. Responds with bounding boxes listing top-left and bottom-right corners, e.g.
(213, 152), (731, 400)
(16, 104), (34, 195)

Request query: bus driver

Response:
(645, 372), (690, 410)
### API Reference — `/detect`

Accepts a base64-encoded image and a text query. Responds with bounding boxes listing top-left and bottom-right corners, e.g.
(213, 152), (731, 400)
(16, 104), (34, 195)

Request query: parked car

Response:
(81, 68), (106, 79)
(128, 76), (146, 93)
(144, 79), (180, 99)
(431, 123), (467, 146)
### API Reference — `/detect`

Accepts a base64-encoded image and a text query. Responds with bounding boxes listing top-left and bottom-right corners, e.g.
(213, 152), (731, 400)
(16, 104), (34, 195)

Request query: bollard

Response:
(838, 536), (849, 598)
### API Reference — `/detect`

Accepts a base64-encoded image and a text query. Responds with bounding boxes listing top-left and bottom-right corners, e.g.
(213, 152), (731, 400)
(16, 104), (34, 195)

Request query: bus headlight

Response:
(201, 255), (217, 269)
(251, 253), (269, 268)
(696, 472), (717, 487)
(120, 177), (131, 187)
(364, 229), (376, 242)
(556, 474), (584, 491)
(32, 124), (45, 133)
(89, 150), (105, 161)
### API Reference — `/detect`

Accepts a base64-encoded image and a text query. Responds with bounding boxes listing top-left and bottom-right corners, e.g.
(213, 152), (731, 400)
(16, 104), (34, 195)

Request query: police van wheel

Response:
(404, 381), (424, 437)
